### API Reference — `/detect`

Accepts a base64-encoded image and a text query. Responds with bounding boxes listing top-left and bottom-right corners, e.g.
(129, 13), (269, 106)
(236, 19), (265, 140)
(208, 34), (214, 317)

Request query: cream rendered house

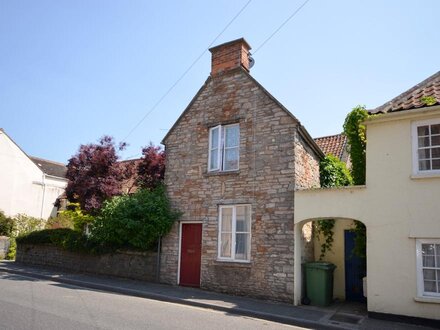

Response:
(295, 72), (440, 325)
(0, 129), (67, 219)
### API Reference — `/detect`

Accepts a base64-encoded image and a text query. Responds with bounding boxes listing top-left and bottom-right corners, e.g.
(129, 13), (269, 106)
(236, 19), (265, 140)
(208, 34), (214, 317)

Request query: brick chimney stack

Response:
(209, 38), (252, 76)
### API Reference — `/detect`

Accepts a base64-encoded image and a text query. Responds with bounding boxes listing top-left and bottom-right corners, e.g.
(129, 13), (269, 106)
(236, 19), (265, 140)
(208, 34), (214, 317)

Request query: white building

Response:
(0, 128), (67, 219)
(295, 71), (440, 325)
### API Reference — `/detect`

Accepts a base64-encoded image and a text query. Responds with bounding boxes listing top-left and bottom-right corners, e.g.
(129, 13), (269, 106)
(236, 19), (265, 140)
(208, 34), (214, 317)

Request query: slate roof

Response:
(30, 156), (68, 178)
(372, 71), (440, 114)
(314, 133), (348, 160)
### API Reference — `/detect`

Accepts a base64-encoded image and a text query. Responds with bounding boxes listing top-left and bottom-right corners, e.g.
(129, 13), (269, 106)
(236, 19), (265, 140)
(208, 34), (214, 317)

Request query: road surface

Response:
(0, 272), (308, 330)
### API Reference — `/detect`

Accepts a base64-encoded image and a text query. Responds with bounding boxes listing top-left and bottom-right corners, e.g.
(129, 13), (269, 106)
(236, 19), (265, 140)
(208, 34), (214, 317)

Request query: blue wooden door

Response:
(344, 230), (366, 302)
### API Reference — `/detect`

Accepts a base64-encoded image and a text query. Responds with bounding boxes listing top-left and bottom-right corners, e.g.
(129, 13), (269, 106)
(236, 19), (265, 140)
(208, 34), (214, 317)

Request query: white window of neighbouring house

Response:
(412, 119), (440, 175)
(218, 205), (251, 262)
(208, 124), (239, 172)
(416, 239), (440, 298)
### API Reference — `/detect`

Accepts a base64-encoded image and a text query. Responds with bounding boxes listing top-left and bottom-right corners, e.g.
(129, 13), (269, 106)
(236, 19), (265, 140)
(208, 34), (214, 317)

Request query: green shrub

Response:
(91, 185), (180, 251)
(13, 214), (45, 237)
(6, 238), (16, 260)
(45, 214), (74, 230)
(0, 211), (14, 236)
(59, 203), (94, 232)
(319, 154), (353, 188)
(16, 228), (94, 253)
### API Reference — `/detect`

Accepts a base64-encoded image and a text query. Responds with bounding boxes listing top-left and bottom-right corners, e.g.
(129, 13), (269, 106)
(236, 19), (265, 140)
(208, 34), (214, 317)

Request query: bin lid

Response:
(304, 262), (336, 270)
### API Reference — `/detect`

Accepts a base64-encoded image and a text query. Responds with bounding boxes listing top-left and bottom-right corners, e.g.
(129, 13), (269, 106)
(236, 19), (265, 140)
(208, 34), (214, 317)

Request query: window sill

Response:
(205, 170), (240, 177)
(214, 259), (251, 267)
(411, 172), (440, 180)
(414, 296), (440, 304)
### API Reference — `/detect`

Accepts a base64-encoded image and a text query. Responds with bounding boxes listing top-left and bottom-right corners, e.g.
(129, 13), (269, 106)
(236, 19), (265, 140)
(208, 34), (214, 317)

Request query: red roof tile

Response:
(314, 134), (348, 160)
(372, 71), (440, 114)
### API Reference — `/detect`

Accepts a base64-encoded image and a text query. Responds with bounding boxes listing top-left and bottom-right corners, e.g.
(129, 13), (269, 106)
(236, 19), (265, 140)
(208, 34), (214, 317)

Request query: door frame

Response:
(177, 221), (203, 285)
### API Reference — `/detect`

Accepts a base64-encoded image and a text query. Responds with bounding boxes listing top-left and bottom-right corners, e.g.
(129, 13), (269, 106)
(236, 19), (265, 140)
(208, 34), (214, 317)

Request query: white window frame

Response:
(217, 204), (251, 262)
(416, 239), (440, 299)
(412, 118), (440, 176)
(208, 124), (240, 172)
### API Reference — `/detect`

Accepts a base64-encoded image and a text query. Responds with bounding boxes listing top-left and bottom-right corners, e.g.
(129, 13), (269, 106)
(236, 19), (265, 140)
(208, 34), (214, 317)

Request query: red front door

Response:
(179, 223), (202, 287)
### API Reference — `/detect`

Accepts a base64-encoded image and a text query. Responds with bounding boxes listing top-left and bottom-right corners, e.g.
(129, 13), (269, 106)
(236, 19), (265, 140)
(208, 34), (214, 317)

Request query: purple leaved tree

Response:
(66, 136), (134, 214)
(137, 143), (166, 189)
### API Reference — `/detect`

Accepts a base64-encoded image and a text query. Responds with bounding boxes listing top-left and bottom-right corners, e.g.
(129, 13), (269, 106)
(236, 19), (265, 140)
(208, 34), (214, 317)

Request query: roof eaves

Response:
(0, 129), (46, 175)
(161, 76), (212, 145)
(372, 71), (440, 114)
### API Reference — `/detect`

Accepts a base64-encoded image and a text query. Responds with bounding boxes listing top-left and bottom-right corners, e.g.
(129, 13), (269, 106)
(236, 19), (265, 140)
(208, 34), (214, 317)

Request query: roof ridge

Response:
(29, 156), (66, 166)
(374, 71), (440, 113)
(314, 133), (345, 140)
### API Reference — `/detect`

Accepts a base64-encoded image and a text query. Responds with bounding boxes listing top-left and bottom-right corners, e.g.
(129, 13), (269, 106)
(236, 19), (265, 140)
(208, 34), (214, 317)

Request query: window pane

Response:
(236, 206), (250, 232)
(221, 208), (232, 232)
(210, 127), (219, 149)
(423, 256), (436, 267)
(431, 124), (440, 135)
(436, 244), (440, 255)
(418, 126), (429, 136)
(220, 233), (232, 258)
(432, 135), (440, 146)
(210, 150), (218, 170)
(419, 160), (431, 171)
(225, 125), (239, 147)
(424, 269), (436, 280)
(418, 149), (431, 159)
(235, 233), (249, 260)
(432, 148), (440, 158)
(423, 243), (435, 255)
(224, 148), (239, 171)
(424, 280), (437, 293)
(432, 159), (440, 170)
(418, 137), (430, 148)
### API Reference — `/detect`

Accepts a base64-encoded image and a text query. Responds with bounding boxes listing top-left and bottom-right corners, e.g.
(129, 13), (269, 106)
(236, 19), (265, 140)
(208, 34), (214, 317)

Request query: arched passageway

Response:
(293, 217), (367, 306)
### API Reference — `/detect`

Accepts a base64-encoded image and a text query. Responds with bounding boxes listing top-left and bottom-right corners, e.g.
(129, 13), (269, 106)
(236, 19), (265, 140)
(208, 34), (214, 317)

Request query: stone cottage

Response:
(160, 38), (323, 303)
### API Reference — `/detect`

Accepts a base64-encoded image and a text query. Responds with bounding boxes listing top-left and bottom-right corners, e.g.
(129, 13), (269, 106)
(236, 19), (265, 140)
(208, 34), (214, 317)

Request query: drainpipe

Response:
(155, 236), (162, 282)
(40, 174), (46, 219)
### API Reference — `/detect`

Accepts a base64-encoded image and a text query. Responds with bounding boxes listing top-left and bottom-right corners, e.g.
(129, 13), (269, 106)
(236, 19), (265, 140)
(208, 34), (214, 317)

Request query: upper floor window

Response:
(416, 239), (440, 298)
(412, 119), (440, 175)
(208, 124), (239, 172)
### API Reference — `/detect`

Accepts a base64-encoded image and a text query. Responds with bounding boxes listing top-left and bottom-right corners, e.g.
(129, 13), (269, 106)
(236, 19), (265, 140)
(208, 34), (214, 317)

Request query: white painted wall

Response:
(0, 130), (67, 219)
(295, 107), (440, 320)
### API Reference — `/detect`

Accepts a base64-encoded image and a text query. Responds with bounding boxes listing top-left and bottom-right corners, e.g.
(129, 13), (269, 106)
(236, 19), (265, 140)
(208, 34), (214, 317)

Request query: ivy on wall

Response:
(343, 105), (371, 262)
(343, 105), (369, 186)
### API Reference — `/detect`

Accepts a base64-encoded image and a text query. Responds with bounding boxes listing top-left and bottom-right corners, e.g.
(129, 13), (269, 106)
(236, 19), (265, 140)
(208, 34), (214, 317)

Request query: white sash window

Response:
(208, 124), (239, 172)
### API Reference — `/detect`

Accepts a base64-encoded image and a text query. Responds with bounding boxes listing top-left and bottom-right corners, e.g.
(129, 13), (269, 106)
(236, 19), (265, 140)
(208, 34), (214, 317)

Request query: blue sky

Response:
(1, 0), (439, 163)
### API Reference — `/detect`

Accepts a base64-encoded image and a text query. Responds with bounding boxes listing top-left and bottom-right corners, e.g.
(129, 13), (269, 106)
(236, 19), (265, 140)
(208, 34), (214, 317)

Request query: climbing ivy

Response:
(343, 105), (369, 186)
(343, 105), (371, 262)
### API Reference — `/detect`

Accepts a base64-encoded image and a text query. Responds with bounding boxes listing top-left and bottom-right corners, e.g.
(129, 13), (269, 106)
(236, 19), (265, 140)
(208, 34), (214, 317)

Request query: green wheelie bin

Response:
(304, 262), (336, 306)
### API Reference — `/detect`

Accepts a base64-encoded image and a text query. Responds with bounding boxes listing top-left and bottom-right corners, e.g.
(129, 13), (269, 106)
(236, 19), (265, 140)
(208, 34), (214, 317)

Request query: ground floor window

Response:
(416, 239), (440, 298)
(218, 205), (251, 262)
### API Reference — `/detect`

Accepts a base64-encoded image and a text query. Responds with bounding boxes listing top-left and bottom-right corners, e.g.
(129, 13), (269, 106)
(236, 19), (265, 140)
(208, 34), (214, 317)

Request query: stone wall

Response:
(161, 67), (321, 303)
(294, 132), (321, 263)
(16, 244), (158, 282)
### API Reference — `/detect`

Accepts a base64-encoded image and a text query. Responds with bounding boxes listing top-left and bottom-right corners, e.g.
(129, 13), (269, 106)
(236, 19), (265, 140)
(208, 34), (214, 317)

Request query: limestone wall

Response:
(161, 68), (320, 303)
(16, 244), (158, 282)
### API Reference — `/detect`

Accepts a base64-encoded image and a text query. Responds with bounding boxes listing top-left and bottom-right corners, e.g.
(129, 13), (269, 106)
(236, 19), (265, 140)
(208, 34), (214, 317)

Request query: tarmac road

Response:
(0, 272), (308, 330)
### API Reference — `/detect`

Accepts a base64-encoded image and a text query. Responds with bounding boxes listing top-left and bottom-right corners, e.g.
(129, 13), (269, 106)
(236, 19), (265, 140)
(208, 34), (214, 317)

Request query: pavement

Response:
(0, 261), (435, 330)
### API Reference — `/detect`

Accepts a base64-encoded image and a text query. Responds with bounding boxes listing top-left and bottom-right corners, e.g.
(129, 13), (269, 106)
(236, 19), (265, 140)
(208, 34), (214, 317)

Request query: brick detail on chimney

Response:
(209, 38), (251, 76)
